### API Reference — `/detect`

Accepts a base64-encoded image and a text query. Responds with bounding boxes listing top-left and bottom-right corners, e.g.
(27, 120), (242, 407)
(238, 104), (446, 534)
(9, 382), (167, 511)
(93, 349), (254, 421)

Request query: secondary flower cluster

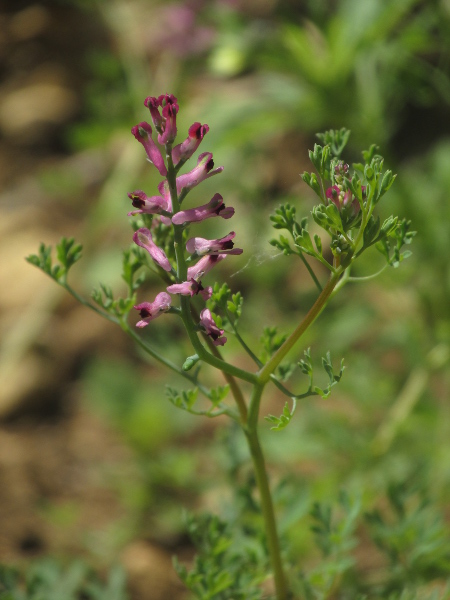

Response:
(325, 161), (361, 215)
(129, 94), (242, 346)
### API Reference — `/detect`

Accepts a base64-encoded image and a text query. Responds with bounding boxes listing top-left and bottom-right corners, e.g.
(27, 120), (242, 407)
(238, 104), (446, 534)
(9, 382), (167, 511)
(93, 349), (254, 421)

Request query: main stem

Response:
(246, 383), (288, 600)
(244, 269), (344, 599)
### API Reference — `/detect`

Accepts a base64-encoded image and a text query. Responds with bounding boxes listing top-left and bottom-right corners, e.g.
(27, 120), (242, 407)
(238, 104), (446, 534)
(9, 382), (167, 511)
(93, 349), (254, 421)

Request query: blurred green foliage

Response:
(0, 561), (128, 600)
(19, 0), (450, 597)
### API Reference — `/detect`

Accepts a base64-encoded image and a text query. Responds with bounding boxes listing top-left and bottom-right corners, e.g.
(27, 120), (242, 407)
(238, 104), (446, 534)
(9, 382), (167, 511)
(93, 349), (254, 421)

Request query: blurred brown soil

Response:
(0, 402), (188, 600)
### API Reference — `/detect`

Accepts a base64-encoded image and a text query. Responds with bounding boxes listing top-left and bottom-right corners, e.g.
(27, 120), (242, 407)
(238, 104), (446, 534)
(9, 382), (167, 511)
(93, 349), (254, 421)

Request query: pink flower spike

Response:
(199, 308), (227, 346)
(131, 122), (167, 176)
(172, 193), (234, 225)
(134, 292), (172, 328)
(127, 190), (169, 216)
(133, 228), (172, 272)
(175, 152), (224, 194)
(172, 122), (210, 165)
(186, 231), (243, 256)
(166, 278), (212, 300)
(187, 253), (227, 281)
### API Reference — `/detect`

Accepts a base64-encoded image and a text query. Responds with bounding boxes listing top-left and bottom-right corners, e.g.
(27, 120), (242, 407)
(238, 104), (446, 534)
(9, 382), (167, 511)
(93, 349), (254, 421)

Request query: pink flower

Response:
(131, 122), (167, 176)
(157, 180), (172, 213)
(326, 185), (360, 214)
(172, 193), (234, 225)
(186, 231), (243, 256)
(144, 96), (164, 129)
(166, 278), (212, 300)
(175, 152), (223, 193)
(133, 228), (172, 272)
(172, 122), (210, 165)
(187, 253), (227, 281)
(127, 190), (170, 216)
(134, 292), (172, 328)
(144, 94), (179, 144)
(199, 308), (227, 346)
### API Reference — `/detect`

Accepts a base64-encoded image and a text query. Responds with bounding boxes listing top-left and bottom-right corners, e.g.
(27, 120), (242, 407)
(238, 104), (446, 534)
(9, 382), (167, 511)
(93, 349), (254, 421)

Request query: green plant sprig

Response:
(27, 114), (413, 600)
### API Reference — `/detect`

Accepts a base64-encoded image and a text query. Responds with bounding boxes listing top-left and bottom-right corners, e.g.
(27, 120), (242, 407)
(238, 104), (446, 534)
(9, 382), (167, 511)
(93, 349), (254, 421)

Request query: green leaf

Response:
(265, 400), (296, 431)
(378, 170), (397, 197)
(208, 384), (230, 407)
(316, 128), (351, 157)
(312, 204), (344, 235)
(27, 238), (83, 284)
(260, 327), (288, 362)
(362, 215), (381, 249)
(270, 203), (298, 231)
(301, 172), (322, 197)
(313, 234), (323, 255)
(270, 237), (293, 255)
(362, 144), (379, 164)
(121, 246), (146, 292)
(56, 237), (83, 271)
(294, 229), (316, 256)
(166, 386), (198, 411)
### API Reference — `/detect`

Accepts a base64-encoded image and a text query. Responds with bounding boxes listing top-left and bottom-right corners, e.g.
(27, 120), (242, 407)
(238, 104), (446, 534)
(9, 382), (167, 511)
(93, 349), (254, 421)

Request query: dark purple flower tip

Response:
(131, 121), (167, 176)
(199, 308), (227, 346)
(172, 193), (234, 225)
(144, 94), (179, 145)
(172, 122), (210, 165)
(127, 190), (169, 216)
(186, 231), (243, 256)
(134, 292), (172, 328)
(166, 278), (212, 300)
(133, 227), (172, 272)
(157, 93), (179, 111)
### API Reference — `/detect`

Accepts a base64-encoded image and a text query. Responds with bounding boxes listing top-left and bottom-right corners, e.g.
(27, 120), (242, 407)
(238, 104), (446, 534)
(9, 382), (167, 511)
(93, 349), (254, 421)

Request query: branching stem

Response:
(258, 269), (343, 383)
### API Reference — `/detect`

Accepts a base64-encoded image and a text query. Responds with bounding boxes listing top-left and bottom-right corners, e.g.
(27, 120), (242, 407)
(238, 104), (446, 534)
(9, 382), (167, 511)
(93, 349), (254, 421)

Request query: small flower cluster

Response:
(325, 161), (361, 215)
(129, 94), (242, 346)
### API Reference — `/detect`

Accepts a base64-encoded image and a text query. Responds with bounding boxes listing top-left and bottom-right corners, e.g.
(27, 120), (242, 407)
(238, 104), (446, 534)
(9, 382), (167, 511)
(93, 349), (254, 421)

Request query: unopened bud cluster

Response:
(326, 161), (361, 216)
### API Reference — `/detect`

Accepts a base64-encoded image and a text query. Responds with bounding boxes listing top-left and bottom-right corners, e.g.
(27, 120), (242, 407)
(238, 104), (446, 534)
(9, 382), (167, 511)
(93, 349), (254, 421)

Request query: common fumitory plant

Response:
(28, 95), (415, 600)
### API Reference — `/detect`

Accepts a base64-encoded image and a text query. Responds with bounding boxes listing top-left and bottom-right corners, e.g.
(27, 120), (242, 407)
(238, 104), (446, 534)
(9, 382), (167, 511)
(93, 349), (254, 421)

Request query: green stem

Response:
(298, 253), (322, 292)
(246, 384), (288, 600)
(197, 313), (248, 424)
(165, 140), (286, 599)
(348, 264), (388, 282)
(179, 304), (258, 384)
(63, 283), (119, 324)
(121, 321), (211, 397)
(244, 268), (345, 599)
(330, 266), (350, 297)
(258, 270), (342, 383)
(229, 317), (263, 367)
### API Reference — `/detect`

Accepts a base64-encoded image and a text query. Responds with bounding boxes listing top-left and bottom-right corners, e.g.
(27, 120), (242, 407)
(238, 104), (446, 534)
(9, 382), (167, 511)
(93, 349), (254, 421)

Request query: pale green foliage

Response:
(0, 561), (128, 600)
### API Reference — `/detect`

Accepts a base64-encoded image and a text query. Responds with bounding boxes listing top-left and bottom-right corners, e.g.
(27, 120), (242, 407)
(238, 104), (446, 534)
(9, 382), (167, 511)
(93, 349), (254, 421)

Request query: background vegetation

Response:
(0, 0), (449, 598)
